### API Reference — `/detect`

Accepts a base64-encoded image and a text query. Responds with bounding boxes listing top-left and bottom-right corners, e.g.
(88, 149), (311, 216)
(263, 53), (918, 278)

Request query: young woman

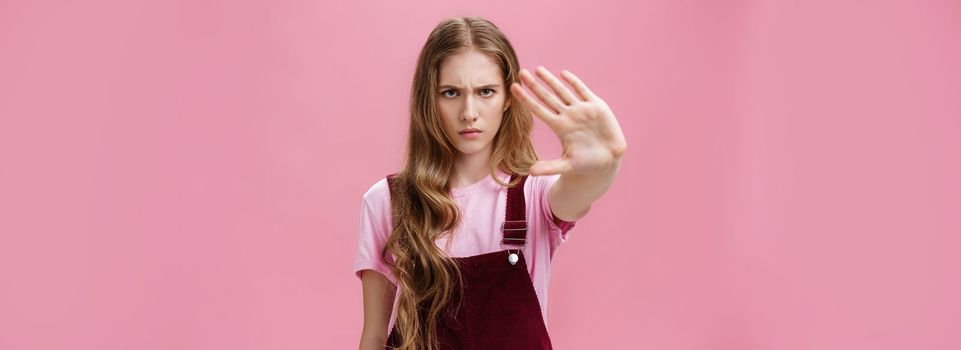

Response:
(353, 16), (626, 350)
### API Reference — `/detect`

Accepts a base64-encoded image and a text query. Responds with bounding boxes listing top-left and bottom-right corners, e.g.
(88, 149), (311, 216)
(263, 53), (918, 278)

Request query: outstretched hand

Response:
(510, 67), (627, 176)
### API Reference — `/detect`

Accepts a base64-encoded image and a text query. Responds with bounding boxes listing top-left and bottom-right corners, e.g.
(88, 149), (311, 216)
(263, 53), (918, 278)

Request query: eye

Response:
(441, 89), (458, 98)
(480, 88), (495, 97)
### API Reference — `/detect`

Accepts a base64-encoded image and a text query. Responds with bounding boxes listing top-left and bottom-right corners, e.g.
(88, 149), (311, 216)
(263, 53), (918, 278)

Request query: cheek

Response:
(437, 103), (458, 127)
(483, 99), (505, 121)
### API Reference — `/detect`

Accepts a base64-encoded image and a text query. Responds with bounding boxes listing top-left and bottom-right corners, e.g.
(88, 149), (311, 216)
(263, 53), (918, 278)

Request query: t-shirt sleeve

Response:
(538, 174), (578, 246)
(352, 179), (397, 286)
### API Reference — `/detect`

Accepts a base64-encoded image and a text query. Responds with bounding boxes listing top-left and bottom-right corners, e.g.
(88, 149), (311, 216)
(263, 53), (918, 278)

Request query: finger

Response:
(529, 159), (573, 176)
(519, 69), (566, 113)
(510, 82), (561, 126)
(535, 66), (579, 106)
(560, 70), (596, 101)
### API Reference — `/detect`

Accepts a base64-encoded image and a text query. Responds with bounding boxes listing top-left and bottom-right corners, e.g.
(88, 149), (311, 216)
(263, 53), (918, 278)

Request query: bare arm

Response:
(359, 270), (396, 350)
(550, 157), (623, 221)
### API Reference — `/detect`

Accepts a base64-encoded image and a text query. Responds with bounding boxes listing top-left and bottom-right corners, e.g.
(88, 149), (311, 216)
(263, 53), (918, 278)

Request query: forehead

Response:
(438, 50), (503, 87)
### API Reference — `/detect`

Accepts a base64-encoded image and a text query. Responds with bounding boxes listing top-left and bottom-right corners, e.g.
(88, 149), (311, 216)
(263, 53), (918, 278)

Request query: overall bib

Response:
(384, 173), (553, 350)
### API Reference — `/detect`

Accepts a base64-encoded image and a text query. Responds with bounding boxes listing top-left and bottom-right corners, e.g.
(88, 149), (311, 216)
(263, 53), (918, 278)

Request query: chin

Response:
(456, 148), (481, 155)
(455, 143), (491, 155)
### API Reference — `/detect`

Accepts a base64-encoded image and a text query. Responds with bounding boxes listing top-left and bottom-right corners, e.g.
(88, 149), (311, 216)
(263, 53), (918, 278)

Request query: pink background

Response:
(1, 0), (960, 349)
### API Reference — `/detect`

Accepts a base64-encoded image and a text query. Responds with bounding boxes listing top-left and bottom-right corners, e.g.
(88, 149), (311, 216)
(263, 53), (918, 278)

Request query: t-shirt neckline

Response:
(450, 169), (510, 197)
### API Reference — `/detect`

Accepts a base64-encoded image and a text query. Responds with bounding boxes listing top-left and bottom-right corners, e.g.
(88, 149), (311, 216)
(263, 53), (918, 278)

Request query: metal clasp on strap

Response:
(501, 219), (528, 231)
(501, 219), (528, 246)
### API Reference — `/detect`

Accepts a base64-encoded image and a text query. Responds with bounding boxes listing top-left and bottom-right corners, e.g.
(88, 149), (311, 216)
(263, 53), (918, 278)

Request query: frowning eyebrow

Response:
(438, 84), (502, 90)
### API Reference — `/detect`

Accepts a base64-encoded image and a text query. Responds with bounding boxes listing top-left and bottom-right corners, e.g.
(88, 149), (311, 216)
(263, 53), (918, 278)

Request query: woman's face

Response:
(436, 50), (508, 157)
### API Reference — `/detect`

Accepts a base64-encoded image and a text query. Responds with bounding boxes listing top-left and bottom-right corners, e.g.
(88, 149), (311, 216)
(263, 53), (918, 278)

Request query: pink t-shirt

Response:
(352, 169), (578, 332)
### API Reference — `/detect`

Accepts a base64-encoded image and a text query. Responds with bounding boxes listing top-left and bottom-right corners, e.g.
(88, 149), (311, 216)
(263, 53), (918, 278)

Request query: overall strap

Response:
(386, 173), (397, 192)
(501, 174), (528, 247)
(385, 174), (399, 227)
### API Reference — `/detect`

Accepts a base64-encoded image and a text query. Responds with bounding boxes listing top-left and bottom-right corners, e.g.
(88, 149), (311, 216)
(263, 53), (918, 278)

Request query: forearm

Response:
(550, 156), (623, 221)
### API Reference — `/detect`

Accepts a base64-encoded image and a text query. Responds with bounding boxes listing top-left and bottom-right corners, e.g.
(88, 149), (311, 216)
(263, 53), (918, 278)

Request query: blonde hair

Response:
(382, 16), (539, 349)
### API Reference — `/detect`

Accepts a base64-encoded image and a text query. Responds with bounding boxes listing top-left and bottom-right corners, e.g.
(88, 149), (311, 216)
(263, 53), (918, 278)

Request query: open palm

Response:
(510, 67), (627, 176)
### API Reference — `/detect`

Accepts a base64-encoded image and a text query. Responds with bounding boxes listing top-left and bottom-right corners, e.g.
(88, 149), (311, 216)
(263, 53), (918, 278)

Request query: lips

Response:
(459, 128), (482, 139)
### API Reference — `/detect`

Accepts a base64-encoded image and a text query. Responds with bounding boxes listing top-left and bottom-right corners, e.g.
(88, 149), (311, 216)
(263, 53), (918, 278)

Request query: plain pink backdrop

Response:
(2, 0), (960, 349)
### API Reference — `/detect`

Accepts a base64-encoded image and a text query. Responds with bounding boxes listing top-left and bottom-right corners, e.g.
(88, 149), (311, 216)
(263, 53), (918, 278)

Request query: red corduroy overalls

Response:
(383, 173), (553, 350)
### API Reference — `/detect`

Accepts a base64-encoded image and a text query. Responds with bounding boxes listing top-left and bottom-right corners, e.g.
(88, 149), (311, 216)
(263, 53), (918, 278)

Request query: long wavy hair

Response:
(381, 16), (539, 350)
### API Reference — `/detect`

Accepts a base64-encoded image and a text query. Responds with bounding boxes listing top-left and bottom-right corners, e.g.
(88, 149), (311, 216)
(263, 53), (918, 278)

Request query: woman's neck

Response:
(451, 147), (494, 189)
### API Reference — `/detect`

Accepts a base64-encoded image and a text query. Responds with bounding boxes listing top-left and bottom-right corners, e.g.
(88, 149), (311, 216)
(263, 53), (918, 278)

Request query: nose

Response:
(460, 95), (479, 122)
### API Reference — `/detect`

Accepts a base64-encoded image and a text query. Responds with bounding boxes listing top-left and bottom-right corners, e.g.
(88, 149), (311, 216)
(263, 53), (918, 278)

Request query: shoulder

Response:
(523, 173), (577, 233)
(522, 173), (561, 213)
(363, 177), (390, 200)
(362, 176), (392, 210)
(523, 173), (561, 194)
